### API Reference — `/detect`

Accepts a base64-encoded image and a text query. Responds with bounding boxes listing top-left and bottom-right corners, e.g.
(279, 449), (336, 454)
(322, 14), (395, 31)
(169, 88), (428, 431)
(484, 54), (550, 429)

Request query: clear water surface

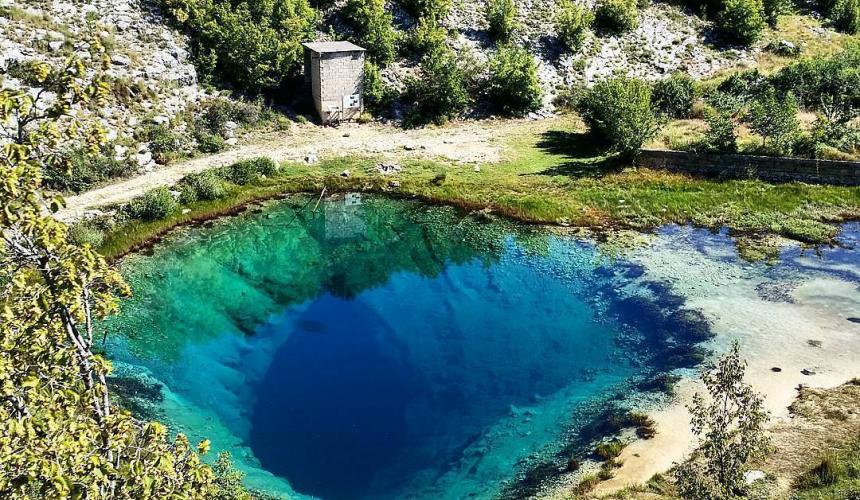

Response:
(100, 195), (858, 499)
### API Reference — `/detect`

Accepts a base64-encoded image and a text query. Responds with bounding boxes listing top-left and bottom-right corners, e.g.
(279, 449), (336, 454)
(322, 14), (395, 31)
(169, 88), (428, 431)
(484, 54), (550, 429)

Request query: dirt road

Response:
(55, 120), (513, 221)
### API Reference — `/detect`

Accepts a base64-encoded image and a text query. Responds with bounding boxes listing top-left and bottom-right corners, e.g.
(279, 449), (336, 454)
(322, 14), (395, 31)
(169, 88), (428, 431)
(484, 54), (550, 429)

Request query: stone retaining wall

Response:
(635, 149), (860, 186)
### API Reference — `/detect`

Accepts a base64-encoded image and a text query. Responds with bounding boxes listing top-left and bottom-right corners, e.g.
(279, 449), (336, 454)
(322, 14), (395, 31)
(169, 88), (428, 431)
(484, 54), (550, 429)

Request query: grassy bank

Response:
(96, 117), (860, 260)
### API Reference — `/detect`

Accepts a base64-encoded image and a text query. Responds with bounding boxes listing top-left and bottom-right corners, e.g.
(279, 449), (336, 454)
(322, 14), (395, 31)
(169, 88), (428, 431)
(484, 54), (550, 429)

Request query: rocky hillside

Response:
(0, 0), (214, 172)
(443, 0), (754, 112)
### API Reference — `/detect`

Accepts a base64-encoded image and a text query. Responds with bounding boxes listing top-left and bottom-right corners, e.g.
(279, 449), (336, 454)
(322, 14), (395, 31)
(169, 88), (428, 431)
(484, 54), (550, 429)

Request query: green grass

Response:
(97, 117), (860, 261)
(793, 437), (860, 499)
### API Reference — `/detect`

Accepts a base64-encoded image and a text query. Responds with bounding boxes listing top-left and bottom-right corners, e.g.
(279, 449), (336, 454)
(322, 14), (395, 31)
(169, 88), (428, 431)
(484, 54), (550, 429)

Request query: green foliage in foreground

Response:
(675, 342), (771, 500)
(0, 58), (218, 499)
(578, 76), (660, 155)
(486, 44), (543, 117)
(156, 0), (318, 95)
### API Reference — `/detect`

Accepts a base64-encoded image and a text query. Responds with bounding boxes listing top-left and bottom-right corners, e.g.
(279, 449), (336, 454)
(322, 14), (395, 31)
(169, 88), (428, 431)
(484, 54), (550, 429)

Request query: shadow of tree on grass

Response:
(527, 130), (625, 179)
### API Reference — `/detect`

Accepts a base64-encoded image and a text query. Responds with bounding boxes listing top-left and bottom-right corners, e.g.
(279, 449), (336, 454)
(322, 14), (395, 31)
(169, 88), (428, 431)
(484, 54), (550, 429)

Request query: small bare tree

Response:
(674, 341), (771, 499)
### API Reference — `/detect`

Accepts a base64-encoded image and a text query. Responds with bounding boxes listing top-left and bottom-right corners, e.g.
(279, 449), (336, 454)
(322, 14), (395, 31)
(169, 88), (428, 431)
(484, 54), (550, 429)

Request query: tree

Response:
(362, 60), (397, 115)
(0, 58), (217, 498)
(716, 0), (767, 46)
(157, 0), (319, 95)
(486, 0), (519, 41)
(700, 108), (739, 153)
(747, 89), (801, 155)
(343, 0), (398, 65)
(674, 342), (771, 500)
(486, 44), (543, 116)
(556, 0), (594, 51)
(577, 76), (660, 155)
(404, 45), (471, 125)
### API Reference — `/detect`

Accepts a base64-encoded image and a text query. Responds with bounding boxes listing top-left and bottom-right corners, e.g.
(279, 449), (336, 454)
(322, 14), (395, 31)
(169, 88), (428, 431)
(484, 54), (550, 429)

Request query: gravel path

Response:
(55, 120), (509, 221)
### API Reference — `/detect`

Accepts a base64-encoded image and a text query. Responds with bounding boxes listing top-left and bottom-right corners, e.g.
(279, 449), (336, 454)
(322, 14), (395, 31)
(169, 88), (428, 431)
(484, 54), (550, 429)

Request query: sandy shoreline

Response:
(575, 230), (860, 496)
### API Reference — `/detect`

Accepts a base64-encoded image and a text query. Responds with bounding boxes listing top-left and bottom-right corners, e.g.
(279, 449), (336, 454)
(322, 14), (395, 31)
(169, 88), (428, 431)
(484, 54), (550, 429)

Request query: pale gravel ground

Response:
(54, 119), (516, 221)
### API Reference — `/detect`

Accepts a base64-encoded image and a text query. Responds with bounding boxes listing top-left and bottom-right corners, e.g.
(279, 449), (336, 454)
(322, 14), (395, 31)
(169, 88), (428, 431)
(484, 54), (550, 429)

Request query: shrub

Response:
(195, 131), (226, 153)
(595, 439), (625, 460)
(700, 108), (739, 153)
(594, 0), (639, 33)
(179, 171), (226, 203)
(157, 0), (318, 95)
(486, 0), (518, 41)
(127, 186), (179, 221)
(343, 0), (398, 65)
(830, 0), (860, 34)
(577, 76), (660, 155)
(716, 0), (766, 46)
(746, 89), (801, 155)
(363, 61), (397, 115)
(145, 124), (185, 164)
(221, 157), (277, 184)
(67, 221), (105, 248)
(44, 149), (137, 193)
(404, 45), (470, 126)
(556, 0), (594, 51)
(400, 0), (451, 19)
(406, 16), (448, 56)
(653, 72), (696, 119)
(486, 44), (543, 116)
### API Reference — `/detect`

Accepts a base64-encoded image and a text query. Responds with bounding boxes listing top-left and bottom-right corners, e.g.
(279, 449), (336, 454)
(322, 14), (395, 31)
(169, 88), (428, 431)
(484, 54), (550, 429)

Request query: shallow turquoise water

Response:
(102, 195), (731, 499)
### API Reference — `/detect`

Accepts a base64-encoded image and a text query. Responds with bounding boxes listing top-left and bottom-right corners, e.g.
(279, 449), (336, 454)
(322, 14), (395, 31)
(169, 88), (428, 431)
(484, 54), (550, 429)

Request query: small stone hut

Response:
(302, 41), (365, 125)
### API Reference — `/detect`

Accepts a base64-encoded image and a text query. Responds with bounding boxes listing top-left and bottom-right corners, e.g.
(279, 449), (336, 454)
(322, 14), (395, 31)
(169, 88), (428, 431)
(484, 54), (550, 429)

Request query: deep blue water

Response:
(102, 195), (728, 499)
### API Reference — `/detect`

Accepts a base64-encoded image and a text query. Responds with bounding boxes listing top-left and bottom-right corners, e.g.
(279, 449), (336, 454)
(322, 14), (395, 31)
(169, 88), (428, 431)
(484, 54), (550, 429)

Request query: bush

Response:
(363, 61), (397, 115)
(594, 0), (639, 32)
(595, 440), (625, 460)
(716, 0), (766, 46)
(221, 157), (277, 185)
(44, 149), (137, 193)
(830, 0), (860, 34)
(486, 0), (518, 41)
(400, 0), (451, 19)
(556, 0), (594, 51)
(127, 186), (179, 221)
(195, 131), (226, 153)
(653, 72), (696, 119)
(404, 45), (471, 126)
(179, 171), (226, 203)
(699, 108), (739, 153)
(577, 76), (660, 155)
(486, 44), (543, 116)
(144, 124), (185, 164)
(746, 89), (801, 155)
(405, 16), (448, 56)
(157, 0), (318, 95)
(67, 221), (105, 248)
(343, 0), (398, 65)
